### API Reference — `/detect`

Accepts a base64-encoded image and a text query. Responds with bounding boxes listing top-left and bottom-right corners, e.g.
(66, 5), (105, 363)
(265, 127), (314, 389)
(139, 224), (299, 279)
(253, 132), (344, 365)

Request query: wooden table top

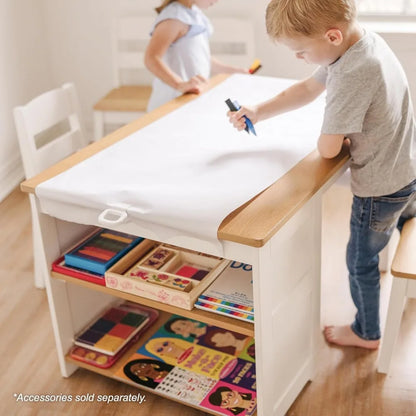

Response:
(21, 74), (349, 248)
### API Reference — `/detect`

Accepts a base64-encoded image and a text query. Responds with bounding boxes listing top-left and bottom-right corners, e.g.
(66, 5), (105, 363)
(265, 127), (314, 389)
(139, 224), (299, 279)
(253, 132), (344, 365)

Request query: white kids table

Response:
(21, 74), (349, 416)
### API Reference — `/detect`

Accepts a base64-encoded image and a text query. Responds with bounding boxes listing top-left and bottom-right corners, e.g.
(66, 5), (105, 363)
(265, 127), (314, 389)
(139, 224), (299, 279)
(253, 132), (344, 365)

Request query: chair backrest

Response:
(210, 17), (255, 68)
(112, 16), (154, 87)
(111, 16), (255, 85)
(13, 83), (88, 179)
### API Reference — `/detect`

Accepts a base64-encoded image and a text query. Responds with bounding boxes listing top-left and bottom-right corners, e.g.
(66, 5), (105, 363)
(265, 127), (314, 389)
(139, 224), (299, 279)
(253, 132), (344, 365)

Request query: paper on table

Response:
(36, 74), (325, 255)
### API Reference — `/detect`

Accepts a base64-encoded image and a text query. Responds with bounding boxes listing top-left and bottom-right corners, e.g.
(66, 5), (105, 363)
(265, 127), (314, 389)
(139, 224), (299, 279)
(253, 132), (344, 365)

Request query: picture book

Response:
(115, 314), (256, 416)
(52, 256), (105, 286)
(194, 301), (255, 323)
(69, 303), (159, 368)
(74, 302), (150, 356)
(197, 262), (254, 314)
(64, 228), (143, 274)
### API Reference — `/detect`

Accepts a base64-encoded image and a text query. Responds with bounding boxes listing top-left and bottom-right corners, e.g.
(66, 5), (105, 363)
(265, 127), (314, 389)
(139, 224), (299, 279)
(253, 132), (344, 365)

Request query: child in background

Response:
(145, 0), (249, 112)
(228, 0), (416, 349)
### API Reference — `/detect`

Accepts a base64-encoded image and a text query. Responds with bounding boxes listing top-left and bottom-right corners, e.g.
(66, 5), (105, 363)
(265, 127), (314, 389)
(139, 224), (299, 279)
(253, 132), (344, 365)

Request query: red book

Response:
(52, 257), (106, 286)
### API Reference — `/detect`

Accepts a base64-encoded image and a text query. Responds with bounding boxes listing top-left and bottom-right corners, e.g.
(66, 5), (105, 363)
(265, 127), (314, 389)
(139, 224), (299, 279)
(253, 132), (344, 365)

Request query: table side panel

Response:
(252, 196), (322, 416)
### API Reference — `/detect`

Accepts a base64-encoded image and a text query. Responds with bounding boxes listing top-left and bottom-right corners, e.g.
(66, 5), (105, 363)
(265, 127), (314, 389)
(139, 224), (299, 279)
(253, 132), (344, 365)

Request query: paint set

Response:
(105, 240), (230, 310)
(69, 302), (158, 368)
(73, 302), (150, 356)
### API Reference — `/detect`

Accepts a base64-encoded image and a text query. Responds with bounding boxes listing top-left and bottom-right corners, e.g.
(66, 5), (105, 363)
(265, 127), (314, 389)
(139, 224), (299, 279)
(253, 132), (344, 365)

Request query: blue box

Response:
(64, 228), (143, 275)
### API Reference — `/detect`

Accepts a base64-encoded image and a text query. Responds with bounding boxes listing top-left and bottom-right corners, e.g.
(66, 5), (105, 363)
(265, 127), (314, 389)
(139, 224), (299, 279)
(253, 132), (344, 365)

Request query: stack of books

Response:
(194, 261), (254, 323)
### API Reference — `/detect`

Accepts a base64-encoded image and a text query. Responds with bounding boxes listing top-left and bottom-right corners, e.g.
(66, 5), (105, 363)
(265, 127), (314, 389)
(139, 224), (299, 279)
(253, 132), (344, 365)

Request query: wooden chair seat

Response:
(391, 217), (416, 279)
(93, 16), (154, 140)
(93, 85), (152, 113)
(378, 217), (416, 373)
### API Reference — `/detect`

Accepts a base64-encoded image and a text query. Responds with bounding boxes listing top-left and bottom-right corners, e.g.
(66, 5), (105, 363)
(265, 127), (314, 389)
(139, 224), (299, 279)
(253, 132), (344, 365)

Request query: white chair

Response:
(93, 16), (154, 141)
(14, 83), (89, 288)
(210, 17), (255, 69)
(378, 217), (416, 373)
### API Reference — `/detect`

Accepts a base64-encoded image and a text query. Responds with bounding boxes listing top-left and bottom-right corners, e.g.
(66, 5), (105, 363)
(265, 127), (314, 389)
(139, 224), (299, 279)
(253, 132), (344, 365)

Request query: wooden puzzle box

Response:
(105, 239), (229, 310)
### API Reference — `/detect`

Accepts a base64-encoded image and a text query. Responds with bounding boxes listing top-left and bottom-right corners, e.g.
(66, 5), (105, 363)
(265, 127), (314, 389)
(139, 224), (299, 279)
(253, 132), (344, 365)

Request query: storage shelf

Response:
(52, 271), (254, 337)
(65, 310), (257, 416)
(66, 310), (172, 377)
(65, 311), (227, 416)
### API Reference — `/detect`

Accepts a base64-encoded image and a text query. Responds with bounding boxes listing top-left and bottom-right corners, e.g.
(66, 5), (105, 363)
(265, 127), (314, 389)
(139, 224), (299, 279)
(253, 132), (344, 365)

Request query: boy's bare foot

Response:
(323, 325), (380, 350)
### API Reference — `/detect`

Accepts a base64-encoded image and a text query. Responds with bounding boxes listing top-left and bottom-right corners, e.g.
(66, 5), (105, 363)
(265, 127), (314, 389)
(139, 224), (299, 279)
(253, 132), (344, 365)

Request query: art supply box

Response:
(69, 303), (159, 368)
(64, 228), (143, 275)
(105, 240), (229, 310)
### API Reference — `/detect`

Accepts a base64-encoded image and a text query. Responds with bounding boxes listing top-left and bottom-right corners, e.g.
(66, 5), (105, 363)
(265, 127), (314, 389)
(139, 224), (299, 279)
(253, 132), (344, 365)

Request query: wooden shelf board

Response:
(52, 271), (254, 337)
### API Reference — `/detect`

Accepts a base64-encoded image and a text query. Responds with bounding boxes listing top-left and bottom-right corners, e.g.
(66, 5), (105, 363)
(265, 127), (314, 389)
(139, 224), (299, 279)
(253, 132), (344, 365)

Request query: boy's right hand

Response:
(177, 75), (208, 95)
(227, 105), (258, 132)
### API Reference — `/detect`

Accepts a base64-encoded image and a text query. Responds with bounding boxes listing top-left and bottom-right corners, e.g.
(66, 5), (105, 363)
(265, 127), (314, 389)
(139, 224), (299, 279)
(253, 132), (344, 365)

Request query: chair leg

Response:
(93, 111), (104, 141)
(29, 194), (45, 288)
(33, 239), (45, 288)
(32, 216), (45, 289)
(379, 244), (389, 273)
(377, 277), (408, 373)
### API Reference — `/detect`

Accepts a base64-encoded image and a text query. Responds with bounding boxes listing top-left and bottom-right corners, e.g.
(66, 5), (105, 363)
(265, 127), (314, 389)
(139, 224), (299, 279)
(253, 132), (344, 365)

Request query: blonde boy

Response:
(229, 0), (416, 349)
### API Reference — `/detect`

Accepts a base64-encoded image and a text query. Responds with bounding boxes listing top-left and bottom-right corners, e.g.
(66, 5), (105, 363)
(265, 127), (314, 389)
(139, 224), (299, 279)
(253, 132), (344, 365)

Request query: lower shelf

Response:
(66, 310), (258, 416)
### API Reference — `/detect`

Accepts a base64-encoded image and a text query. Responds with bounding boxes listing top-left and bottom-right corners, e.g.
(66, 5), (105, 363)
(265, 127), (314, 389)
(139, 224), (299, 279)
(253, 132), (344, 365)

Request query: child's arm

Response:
(317, 134), (347, 159)
(228, 76), (325, 131)
(228, 75), (347, 158)
(144, 20), (208, 94)
(211, 57), (250, 75)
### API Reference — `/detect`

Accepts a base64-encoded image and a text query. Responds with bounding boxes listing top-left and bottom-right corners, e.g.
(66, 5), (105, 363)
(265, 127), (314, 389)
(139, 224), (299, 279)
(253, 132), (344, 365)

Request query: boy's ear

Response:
(325, 28), (343, 45)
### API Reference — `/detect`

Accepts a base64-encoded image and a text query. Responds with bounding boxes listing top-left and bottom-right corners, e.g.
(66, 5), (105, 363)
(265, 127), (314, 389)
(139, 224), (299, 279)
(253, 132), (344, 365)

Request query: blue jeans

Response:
(347, 178), (416, 340)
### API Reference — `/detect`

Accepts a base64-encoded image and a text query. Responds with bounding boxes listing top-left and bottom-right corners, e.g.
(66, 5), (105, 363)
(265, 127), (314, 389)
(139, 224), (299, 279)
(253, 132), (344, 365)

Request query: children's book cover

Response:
(115, 314), (256, 415)
(64, 228), (143, 274)
(198, 262), (254, 314)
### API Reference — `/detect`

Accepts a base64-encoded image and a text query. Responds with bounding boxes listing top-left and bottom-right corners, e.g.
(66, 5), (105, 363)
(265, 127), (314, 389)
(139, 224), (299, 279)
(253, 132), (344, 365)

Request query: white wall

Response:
(38, 0), (416, 134)
(1, 0), (416, 202)
(39, 0), (309, 134)
(0, 0), (53, 201)
(40, 0), (277, 137)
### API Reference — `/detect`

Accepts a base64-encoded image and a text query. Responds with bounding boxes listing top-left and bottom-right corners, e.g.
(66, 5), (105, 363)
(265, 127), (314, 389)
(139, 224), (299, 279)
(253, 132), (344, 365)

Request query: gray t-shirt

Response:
(313, 31), (416, 197)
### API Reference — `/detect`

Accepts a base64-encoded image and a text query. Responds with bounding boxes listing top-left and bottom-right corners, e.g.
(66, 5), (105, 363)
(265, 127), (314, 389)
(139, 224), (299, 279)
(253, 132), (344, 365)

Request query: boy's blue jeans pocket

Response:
(347, 178), (416, 340)
(370, 179), (416, 233)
